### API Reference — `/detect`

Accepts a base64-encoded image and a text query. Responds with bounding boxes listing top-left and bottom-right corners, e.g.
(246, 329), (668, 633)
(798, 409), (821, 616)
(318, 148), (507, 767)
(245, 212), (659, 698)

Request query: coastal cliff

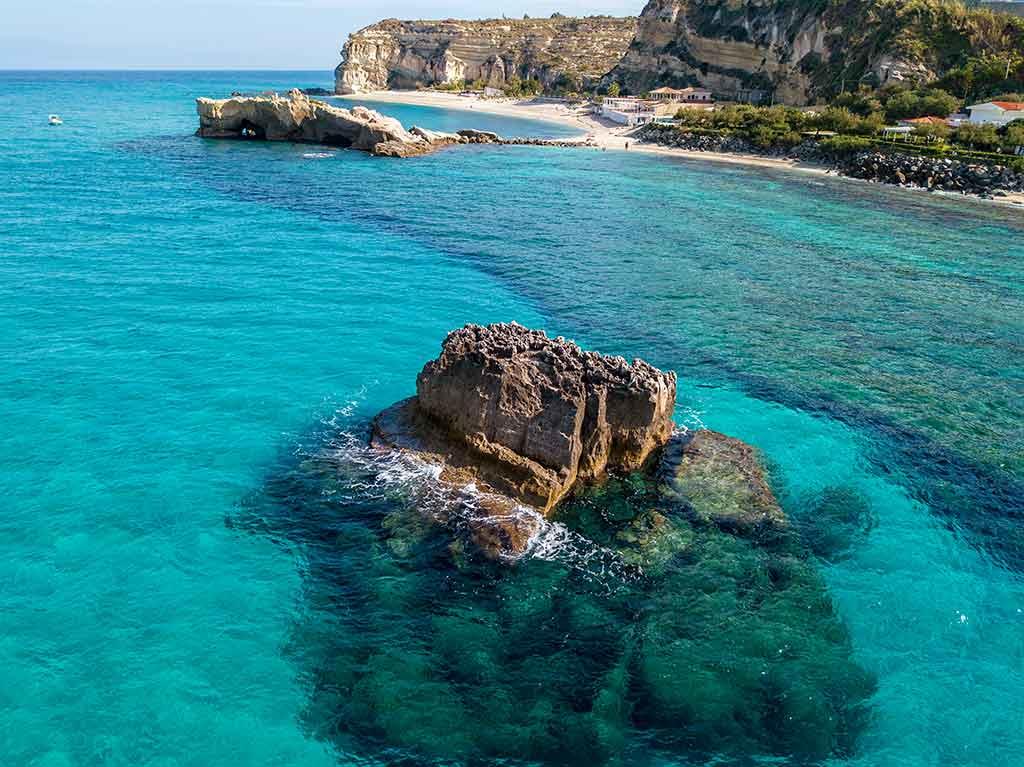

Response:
(335, 15), (637, 94)
(612, 0), (1024, 104)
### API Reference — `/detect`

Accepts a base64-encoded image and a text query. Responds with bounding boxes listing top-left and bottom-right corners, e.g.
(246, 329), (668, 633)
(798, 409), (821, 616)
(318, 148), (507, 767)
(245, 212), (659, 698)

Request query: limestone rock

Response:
(409, 125), (464, 144)
(660, 429), (786, 533)
(335, 16), (638, 95)
(373, 323), (677, 515)
(456, 129), (501, 143)
(195, 89), (436, 156)
(609, 0), (972, 105)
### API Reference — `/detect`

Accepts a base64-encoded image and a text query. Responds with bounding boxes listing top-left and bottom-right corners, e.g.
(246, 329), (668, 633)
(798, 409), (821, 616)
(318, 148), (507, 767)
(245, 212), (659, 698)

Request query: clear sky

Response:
(2, 0), (642, 70)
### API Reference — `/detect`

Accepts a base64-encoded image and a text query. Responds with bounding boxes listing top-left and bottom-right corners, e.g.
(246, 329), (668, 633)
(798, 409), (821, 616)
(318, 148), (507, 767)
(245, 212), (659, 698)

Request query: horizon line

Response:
(0, 66), (335, 72)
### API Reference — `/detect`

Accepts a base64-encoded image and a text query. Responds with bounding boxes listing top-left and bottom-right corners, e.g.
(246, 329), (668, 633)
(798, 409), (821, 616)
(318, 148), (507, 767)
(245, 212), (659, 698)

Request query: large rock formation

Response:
(335, 16), (638, 94)
(196, 89), (448, 156)
(611, 0), (1024, 105)
(373, 323), (677, 516)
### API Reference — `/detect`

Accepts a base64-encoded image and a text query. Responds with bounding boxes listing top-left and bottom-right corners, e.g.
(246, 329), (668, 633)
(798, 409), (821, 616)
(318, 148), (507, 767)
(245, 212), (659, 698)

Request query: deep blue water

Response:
(1, 70), (1022, 767)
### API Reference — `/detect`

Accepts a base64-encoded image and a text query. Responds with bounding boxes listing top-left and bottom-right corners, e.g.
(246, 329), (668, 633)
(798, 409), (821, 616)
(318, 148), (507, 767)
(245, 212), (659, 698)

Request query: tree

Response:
(882, 88), (959, 120)
(607, 82), (621, 97)
(956, 123), (1000, 148)
(832, 86), (882, 117)
(1004, 119), (1024, 149)
(917, 89), (960, 118)
(913, 122), (951, 142)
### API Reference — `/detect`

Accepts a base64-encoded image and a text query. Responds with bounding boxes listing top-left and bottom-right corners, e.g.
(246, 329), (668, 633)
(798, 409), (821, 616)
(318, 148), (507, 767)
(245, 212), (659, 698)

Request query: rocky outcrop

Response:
(195, 89), (526, 157)
(611, 0), (1024, 105)
(373, 323), (677, 517)
(335, 16), (637, 94)
(195, 89), (442, 155)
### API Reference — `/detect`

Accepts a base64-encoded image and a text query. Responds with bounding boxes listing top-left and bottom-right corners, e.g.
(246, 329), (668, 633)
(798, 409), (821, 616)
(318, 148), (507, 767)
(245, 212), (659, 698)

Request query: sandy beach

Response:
(338, 89), (832, 178)
(338, 89), (1024, 207)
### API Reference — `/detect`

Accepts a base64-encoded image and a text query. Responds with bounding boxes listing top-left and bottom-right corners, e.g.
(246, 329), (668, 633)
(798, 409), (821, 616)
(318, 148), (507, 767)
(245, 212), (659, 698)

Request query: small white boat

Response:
(48, 114), (63, 125)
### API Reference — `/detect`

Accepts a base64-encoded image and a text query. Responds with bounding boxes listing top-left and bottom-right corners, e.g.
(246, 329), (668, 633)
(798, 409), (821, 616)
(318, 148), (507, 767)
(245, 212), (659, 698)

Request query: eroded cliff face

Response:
(335, 16), (637, 94)
(611, 0), (935, 104)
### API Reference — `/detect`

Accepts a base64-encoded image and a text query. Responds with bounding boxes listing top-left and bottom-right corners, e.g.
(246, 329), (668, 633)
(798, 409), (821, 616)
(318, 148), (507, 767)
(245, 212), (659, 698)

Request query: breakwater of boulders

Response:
(635, 125), (1024, 199)
(840, 152), (1024, 197)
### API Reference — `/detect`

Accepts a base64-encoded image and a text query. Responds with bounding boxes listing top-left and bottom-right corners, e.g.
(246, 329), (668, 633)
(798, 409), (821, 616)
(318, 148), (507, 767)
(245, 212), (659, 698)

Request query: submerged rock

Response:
(373, 323), (677, 518)
(661, 429), (787, 533)
(195, 89), (452, 157)
(249, 425), (875, 764)
(796, 484), (876, 561)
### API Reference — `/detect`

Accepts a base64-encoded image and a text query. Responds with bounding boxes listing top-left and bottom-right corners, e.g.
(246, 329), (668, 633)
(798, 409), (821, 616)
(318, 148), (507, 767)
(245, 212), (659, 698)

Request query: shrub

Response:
(819, 135), (873, 155)
(955, 123), (1000, 149)
(913, 123), (952, 141)
(832, 87), (883, 117)
(1003, 120), (1024, 149)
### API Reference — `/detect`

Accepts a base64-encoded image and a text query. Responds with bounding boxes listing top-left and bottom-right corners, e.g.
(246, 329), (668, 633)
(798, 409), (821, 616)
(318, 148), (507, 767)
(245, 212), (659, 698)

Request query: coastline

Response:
(337, 89), (831, 178)
(337, 89), (1024, 208)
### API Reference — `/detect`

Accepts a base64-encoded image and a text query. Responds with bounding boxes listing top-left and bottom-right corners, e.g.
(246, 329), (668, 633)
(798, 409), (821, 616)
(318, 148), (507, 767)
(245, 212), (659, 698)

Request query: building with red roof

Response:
(967, 101), (1024, 126)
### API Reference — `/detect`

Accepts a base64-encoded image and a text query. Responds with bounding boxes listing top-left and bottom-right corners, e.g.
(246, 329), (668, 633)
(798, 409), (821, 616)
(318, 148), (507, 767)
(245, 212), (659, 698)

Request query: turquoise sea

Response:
(1, 71), (1022, 767)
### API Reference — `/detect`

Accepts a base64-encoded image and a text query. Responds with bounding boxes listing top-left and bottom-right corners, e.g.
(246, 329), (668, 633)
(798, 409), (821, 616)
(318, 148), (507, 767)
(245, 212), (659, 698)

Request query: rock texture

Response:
(372, 323), (677, 516)
(612, 0), (831, 103)
(335, 16), (637, 94)
(661, 429), (786, 533)
(611, 0), (1024, 105)
(839, 151), (1024, 198)
(636, 123), (1024, 199)
(196, 89), (448, 156)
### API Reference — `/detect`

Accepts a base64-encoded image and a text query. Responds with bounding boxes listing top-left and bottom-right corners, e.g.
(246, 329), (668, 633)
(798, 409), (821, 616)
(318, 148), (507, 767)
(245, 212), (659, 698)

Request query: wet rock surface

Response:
(840, 151), (1024, 198)
(661, 429), (788, 533)
(244, 416), (875, 764)
(236, 322), (877, 763)
(374, 323), (677, 515)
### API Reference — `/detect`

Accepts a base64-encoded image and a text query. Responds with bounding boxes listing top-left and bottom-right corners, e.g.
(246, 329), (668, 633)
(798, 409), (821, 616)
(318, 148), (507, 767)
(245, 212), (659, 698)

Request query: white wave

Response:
(313, 428), (636, 584)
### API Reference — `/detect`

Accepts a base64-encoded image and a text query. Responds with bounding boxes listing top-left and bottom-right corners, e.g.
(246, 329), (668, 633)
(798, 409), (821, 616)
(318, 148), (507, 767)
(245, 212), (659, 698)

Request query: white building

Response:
(601, 97), (658, 126)
(648, 86), (714, 104)
(966, 101), (1024, 126)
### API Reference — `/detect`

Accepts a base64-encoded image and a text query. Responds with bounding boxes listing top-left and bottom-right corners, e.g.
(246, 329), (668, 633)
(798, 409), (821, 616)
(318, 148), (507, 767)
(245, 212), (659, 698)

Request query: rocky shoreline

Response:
(635, 125), (1024, 200)
(194, 90), (1023, 199)
(195, 89), (594, 157)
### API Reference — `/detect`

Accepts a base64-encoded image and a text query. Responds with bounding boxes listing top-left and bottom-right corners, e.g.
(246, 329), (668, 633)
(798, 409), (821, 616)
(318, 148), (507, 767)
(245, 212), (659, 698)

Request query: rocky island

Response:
(269, 322), (876, 762)
(370, 323), (794, 559)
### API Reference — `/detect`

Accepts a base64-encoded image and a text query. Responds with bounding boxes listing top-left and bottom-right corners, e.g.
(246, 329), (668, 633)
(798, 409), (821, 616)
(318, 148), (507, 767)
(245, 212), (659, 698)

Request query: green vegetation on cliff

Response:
(818, 0), (1024, 100)
(613, 0), (1024, 105)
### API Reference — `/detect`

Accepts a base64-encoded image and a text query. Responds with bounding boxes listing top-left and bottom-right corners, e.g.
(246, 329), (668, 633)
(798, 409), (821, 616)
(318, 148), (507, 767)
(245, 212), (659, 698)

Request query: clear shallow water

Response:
(1, 71), (1022, 766)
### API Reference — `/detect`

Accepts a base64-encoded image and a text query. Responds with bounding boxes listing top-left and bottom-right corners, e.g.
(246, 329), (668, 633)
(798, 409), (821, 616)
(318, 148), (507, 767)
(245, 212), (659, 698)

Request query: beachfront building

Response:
(648, 86), (714, 105)
(602, 97), (658, 126)
(966, 101), (1024, 126)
